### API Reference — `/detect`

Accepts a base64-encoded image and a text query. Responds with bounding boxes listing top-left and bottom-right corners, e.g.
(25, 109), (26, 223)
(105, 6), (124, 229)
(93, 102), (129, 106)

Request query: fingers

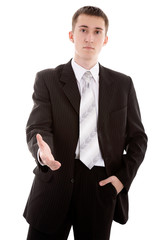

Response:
(48, 160), (61, 171)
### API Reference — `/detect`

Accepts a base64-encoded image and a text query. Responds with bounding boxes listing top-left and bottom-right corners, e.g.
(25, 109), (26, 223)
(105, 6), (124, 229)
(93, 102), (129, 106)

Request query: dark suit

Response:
(24, 60), (147, 236)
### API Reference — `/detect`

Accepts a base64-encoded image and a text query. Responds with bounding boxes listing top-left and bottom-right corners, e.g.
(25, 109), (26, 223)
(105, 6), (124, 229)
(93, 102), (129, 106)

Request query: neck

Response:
(74, 55), (98, 70)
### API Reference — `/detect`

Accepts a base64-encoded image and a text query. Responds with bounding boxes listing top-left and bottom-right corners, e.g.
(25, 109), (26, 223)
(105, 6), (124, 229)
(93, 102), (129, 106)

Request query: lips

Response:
(83, 46), (94, 50)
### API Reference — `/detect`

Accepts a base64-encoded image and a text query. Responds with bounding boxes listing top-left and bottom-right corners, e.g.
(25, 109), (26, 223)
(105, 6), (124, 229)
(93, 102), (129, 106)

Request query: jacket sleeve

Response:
(26, 70), (54, 172)
(115, 79), (148, 192)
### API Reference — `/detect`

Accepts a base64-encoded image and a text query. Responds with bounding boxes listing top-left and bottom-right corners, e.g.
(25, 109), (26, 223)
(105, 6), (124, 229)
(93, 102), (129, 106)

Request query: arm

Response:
(26, 70), (61, 171)
(100, 79), (148, 193)
(114, 79), (147, 191)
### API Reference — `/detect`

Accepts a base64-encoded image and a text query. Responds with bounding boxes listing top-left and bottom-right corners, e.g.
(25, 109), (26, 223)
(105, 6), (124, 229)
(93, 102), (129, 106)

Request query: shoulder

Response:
(100, 65), (133, 90)
(103, 66), (131, 81)
(36, 63), (65, 80)
(34, 63), (67, 89)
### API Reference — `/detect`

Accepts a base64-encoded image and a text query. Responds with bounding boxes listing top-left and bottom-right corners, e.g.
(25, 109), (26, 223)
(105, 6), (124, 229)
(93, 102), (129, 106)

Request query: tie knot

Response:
(83, 71), (92, 80)
(82, 71), (93, 87)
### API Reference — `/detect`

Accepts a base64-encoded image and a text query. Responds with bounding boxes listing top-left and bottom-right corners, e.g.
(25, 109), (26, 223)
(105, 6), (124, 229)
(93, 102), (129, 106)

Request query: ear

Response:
(103, 36), (108, 46)
(69, 31), (74, 43)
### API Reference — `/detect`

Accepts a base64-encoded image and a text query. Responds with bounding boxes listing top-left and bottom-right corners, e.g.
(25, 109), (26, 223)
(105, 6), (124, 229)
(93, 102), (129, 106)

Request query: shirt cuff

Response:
(37, 149), (45, 166)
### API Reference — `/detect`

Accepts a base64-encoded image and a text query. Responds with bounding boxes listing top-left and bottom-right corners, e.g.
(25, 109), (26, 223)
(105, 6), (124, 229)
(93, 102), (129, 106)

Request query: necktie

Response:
(79, 71), (101, 169)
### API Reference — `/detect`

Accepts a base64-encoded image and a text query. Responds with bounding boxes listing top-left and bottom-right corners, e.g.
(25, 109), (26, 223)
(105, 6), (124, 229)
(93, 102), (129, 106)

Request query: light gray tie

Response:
(79, 71), (101, 169)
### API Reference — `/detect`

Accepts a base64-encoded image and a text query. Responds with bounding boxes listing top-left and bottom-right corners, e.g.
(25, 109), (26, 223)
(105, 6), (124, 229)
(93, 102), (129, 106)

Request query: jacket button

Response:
(71, 178), (74, 183)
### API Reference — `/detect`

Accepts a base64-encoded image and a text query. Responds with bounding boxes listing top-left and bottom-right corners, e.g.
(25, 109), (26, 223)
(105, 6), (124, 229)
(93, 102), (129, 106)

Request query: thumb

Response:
(99, 177), (112, 186)
(36, 134), (44, 149)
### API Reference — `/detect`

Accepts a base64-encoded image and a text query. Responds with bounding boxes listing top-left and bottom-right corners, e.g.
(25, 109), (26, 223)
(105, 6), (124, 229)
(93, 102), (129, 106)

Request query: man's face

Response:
(69, 14), (108, 63)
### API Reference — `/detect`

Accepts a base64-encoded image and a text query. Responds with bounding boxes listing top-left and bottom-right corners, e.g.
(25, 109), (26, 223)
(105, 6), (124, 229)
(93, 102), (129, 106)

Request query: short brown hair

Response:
(72, 6), (109, 34)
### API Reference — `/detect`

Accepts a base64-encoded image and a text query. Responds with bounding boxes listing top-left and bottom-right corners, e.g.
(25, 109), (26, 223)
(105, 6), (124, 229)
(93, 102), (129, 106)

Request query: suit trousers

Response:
(27, 160), (117, 240)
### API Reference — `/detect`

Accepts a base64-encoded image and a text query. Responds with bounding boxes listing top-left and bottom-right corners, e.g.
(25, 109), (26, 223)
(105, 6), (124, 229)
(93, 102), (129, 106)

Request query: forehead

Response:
(75, 14), (105, 29)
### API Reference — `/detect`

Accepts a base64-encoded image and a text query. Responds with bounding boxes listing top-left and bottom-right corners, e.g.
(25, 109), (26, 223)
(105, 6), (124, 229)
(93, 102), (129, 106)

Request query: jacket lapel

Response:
(98, 64), (114, 130)
(59, 60), (80, 114)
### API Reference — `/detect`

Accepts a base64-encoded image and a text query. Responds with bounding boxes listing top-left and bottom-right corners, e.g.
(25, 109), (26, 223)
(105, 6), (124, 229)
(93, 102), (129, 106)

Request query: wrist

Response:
(37, 149), (45, 166)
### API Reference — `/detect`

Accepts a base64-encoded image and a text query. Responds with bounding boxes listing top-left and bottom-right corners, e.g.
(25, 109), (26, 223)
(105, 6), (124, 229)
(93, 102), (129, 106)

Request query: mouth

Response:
(83, 46), (94, 50)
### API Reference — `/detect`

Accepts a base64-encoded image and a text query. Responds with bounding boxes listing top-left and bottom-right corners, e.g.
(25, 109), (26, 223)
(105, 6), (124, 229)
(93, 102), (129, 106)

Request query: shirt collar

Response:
(71, 59), (99, 83)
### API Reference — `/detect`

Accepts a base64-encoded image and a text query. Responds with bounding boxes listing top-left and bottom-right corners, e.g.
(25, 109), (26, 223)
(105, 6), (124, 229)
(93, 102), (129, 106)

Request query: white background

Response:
(0, 0), (154, 239)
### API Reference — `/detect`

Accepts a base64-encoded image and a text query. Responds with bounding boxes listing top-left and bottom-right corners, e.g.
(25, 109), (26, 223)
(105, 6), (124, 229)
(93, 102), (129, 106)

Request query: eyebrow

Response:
(78, 25), (103, 30)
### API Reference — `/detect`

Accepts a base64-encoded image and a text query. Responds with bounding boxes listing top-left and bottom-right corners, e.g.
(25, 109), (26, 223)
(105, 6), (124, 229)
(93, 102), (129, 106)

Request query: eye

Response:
(80, 29), (86, 33)
(95, 30), (101, 35)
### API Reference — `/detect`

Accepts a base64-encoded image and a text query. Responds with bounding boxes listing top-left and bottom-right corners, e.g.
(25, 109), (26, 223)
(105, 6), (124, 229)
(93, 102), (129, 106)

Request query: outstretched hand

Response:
(36, 134), (61, 171)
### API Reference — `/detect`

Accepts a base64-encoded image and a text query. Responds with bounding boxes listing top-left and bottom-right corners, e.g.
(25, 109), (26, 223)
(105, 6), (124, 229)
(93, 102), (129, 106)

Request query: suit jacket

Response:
(23, 60), (147, 234)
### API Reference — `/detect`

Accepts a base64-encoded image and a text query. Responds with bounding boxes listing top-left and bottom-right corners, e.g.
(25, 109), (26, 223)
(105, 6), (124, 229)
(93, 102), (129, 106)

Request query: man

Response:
(24, 6), (147, 240)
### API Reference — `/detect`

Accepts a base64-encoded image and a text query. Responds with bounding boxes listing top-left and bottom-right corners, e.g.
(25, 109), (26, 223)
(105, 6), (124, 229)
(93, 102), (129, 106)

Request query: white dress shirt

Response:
(71, 59), (105, 167)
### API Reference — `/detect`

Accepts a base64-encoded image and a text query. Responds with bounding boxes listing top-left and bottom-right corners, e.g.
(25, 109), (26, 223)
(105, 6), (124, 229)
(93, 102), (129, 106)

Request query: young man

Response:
(24, 6), (147, 240)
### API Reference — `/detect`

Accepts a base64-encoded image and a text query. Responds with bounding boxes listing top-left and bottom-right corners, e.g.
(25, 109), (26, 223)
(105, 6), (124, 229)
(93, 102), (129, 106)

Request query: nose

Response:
(84, 33), (94, 43)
